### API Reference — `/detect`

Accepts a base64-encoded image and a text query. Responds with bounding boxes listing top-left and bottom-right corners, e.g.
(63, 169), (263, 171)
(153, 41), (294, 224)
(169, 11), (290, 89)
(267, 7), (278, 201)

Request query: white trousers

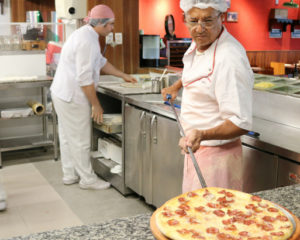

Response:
(52, 93), (97, 185)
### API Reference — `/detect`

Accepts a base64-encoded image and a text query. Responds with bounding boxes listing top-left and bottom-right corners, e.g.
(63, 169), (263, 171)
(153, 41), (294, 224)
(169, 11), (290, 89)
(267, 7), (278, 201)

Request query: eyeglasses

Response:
(185, 13), (222, 29)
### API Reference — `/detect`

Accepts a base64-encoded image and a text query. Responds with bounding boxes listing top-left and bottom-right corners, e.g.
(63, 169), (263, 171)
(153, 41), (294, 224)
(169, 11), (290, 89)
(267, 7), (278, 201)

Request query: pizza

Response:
(155, 187), (294, 240)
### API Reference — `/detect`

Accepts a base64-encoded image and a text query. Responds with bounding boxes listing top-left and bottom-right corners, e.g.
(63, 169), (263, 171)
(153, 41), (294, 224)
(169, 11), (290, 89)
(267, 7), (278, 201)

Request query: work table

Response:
(6, 184), (300, 240)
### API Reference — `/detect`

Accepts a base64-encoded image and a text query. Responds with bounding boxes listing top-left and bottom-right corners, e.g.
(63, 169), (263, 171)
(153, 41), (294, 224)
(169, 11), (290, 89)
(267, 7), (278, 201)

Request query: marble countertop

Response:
(4, 184), (300, 240)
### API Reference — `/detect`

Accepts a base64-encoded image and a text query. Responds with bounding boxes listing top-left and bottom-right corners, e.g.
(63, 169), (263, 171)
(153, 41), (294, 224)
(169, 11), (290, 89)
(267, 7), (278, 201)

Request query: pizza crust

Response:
(154, 187), (295, 240)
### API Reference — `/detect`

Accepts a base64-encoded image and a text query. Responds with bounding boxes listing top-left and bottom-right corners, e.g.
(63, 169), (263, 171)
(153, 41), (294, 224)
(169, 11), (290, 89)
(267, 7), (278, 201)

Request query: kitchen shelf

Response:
(0, 77), (58, 168)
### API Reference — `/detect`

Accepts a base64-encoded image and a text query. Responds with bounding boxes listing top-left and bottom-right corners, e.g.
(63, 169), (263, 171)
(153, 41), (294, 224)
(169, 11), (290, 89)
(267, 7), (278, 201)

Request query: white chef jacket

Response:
(181, 27), (253, 146)
(50, 25), (107, 105)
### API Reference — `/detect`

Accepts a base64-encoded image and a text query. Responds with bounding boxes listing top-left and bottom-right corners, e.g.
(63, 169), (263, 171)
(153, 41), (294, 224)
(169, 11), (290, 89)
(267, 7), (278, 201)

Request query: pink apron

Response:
(182, 139), (243, 193)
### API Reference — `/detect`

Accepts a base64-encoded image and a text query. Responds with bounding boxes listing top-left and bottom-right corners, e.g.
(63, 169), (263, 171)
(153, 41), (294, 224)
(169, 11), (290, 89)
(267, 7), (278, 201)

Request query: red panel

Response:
(139, 0), (300, 50)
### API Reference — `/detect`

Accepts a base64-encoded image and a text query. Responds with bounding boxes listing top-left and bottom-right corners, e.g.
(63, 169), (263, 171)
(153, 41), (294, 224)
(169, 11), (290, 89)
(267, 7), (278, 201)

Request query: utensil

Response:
(166, 94), (207, 188)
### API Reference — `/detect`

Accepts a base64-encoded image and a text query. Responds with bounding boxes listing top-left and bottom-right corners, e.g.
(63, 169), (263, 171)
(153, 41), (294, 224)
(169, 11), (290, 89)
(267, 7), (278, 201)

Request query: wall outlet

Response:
(115, 32), (123, 45)
(106, 32), (114, 44)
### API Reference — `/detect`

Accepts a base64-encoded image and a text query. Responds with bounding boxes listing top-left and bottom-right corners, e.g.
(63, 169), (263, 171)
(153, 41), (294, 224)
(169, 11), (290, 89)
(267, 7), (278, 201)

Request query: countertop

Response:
(4, 184), (300, 240)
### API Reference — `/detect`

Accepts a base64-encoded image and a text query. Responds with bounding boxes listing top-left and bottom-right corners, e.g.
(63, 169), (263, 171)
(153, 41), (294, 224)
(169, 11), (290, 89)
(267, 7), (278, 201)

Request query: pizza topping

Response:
(224, 224), (237, 231)
(280, 224), (292, 229)
(218, 190), (226, 194)
(260, 223), (274, 231)
(167, 219), (179, 226)
(187, 191), (198, 198)
(253, 206), (263, 213)
(179, 203), (190, 211)
(245, 203), (255, 209)
(207, 202), (220, 209)
(178, 197), (187, 203)
(195, 206), (207, 213)
(225, 191), (234, 198)
(238, 231), (249, 237)
(189, 217), (199, 224)
(243, 219), (256, 226)
(276, 215), (289, 222)
(203, 189), (215, 201)
(175, 209), (187, 217)
(258, 202), (269, 208)
(177, 228), (190, 235)
(222, 218), (234, 225)
(262, 216), (276, 222)
(213, 210), (225, 217)
(162, 211), (173, 217)
(206, 227), (219, 234)
(267, 207), (279, 213)
(191, 232), (205, 239)
(216, 233), (234, 239)
(271, 231), (284, 236)
(251, 195), (262, 202)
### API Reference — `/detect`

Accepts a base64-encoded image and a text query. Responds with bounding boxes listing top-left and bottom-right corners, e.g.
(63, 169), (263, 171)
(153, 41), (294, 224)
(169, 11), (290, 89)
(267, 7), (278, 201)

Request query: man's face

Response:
(94, 20), (114, 37)
(185, 7), (224, 51)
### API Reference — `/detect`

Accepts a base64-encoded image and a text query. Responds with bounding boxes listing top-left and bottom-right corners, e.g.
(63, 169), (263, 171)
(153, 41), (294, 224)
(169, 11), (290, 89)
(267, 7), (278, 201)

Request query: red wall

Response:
(139, 0), (300, 50)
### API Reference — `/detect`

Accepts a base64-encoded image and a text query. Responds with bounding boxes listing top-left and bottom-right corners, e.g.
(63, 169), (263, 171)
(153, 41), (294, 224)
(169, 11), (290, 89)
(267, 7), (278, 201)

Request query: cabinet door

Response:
(151, 114), (184, 207)
(277, 158), (300, 187)
(242, 145), (278, 193)
(124, 105), (145, 195)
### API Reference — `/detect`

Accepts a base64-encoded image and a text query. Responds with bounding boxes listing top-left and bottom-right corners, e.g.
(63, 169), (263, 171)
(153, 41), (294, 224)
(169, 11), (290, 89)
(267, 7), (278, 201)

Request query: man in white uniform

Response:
(162, 0), (253, 192)
(51, 5), (136, 190)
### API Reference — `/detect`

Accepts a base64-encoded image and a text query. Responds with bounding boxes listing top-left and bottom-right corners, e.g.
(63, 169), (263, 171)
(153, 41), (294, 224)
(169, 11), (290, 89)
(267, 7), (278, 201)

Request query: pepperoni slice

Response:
(262, 216), (276, 222)
(178, 197), (187, 203)
(206, 227), (219, 234)
(224, 224), (237, 231)
(225, 192), (234, 198)
(258, 202), (269, 208)
(177, 228), (190, 235)
(175, 209), (187, 217)
(218, 190), (226, 194)
(245, 203), (255, 209)
(271, 231), (284, 236)
(213, 210), (225, 217)
(162, 211), (173, 217)
(253, 206), (263, 213)
(222, 218), (233, 225)
(251, 195), (262, 202)
(187, 191), (198, 198)
(243, 219), (255, 226)
(167, 219), (179, 226)
(238, 231), (249, 237)
(195, 206), (206, 212)
(267, 207), (279, 213)
(216, 233), (232, 239)
(191, 232), (205, 239)
(207, 202), (218, 208)
(262, 236), (273, 240)
(179, 203), (190, 211)
(276, 215), (289, 222)
(261, 223), (274, 231)
(189, 217), (199, 224)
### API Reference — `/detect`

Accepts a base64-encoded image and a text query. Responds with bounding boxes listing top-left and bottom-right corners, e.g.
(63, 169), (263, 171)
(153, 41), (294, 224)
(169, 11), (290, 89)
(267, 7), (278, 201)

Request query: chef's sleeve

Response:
(215, 54), (254, 131)
(75, 39), (99, 86)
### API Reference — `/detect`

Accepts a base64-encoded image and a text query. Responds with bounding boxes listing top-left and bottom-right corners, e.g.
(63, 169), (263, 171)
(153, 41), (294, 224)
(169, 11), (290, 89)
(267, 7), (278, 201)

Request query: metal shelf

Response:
(0, 112), (52, 120)
(0, 136), (54, 152)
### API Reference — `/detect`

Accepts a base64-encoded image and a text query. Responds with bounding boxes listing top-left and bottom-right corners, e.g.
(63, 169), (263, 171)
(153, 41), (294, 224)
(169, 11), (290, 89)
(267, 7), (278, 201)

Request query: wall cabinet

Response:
(124, 104), (183, 207)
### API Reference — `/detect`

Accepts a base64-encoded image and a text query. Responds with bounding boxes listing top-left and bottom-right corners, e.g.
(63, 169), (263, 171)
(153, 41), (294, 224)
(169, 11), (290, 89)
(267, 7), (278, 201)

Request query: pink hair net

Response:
(84, 4), (115, 23)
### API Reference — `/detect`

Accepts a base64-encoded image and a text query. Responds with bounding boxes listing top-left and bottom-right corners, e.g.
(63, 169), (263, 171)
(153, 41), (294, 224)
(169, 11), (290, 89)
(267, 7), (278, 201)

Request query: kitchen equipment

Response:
(151, 77), (161, 93)
(27, 100), (45, 115)
(166, 94), (207, 188)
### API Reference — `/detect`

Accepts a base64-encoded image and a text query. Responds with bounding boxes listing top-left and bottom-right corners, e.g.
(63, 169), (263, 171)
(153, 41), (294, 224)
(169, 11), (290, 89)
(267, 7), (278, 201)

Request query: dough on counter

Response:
(254, 81), (275, 89)
(120, 82), (143, 88)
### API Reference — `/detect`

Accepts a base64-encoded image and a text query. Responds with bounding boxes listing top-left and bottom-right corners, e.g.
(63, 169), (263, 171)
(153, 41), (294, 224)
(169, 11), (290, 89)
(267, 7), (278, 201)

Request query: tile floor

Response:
(0, 149), (154, 239)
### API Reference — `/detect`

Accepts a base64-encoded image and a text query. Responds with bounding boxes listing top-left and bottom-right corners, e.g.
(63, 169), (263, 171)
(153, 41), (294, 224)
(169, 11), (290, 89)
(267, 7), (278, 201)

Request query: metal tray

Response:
(274, 203), (296, 239)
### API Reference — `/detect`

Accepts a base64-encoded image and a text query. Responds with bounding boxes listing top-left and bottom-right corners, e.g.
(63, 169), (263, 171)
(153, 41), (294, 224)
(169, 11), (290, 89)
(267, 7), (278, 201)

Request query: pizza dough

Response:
(155, 187), (294, 240)
(120, 82), (143, 88)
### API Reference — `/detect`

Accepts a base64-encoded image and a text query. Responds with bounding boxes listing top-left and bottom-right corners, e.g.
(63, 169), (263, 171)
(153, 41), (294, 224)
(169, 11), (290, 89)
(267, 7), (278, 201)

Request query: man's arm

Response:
(81, 84), (103, 124)
(101, 62), (137, 83)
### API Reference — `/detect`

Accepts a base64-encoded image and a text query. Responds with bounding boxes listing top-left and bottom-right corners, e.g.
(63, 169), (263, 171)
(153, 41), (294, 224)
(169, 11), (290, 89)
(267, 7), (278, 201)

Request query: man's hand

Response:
(161, 86), (178, 102)
(123, 74), (137, 83)
(178, 129), (204, 154)
(91, 104), (104, 124)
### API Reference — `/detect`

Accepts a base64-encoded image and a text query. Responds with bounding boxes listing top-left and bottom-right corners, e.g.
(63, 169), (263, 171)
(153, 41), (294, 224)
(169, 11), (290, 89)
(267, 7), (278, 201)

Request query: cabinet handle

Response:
(140, 111), (146, 138)
(151, 115), (157, 144)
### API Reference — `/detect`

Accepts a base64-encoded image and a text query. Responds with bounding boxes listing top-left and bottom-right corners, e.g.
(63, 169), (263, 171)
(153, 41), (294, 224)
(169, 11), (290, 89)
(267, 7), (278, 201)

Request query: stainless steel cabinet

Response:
(124, 104), (183, 207)
(277, 157), (300, 187)
(242, 144), (278, 193)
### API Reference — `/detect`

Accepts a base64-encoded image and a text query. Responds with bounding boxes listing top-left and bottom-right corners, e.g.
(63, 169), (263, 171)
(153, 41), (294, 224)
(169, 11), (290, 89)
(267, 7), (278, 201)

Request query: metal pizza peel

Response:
(166, 94), (207, 188)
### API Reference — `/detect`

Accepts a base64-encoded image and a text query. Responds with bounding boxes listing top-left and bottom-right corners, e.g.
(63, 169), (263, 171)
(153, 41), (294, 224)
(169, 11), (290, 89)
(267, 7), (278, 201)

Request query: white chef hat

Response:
(180, 0), (228, 13)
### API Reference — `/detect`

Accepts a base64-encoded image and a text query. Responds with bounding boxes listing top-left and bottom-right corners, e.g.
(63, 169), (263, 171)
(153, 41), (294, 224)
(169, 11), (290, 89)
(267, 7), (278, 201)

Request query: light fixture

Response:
(283, 0), (299, 8)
